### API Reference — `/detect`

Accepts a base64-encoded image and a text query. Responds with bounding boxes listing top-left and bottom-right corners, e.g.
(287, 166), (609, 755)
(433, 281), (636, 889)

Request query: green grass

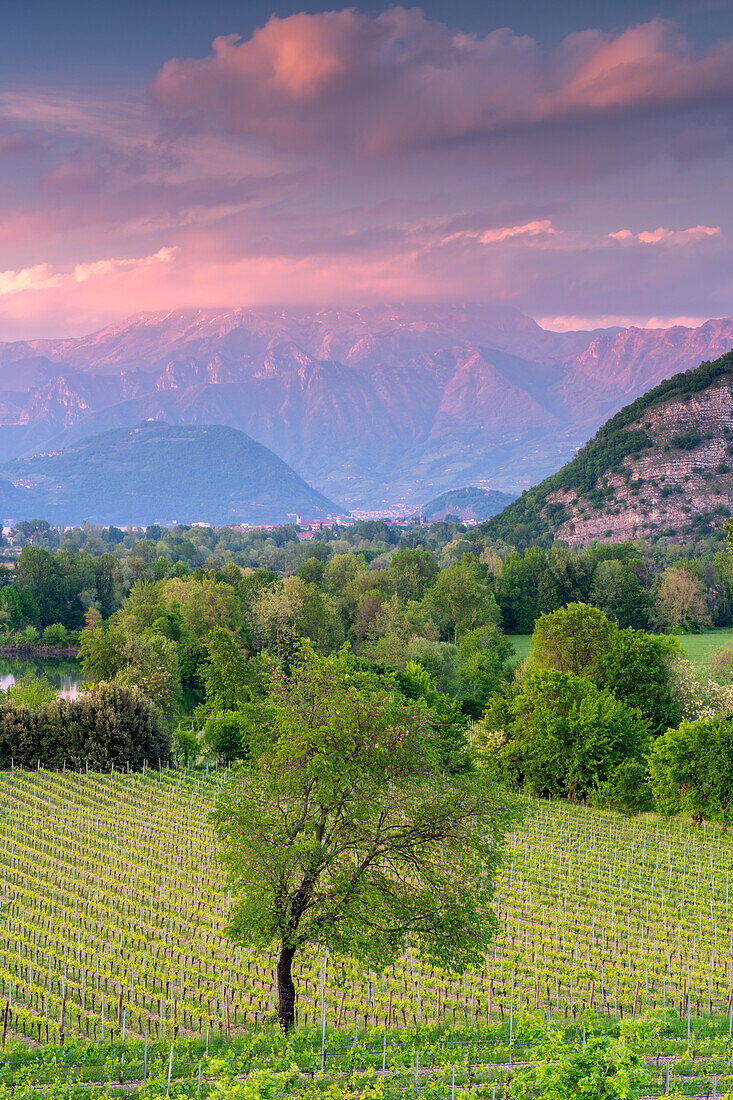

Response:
(506, 634), (532, 663)
(674, 627), (733, 671)
(508, 627), (733, 673)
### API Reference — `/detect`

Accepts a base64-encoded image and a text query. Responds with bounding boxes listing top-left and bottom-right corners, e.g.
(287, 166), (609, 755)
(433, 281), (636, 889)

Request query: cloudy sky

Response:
(1, 0), (732, 338)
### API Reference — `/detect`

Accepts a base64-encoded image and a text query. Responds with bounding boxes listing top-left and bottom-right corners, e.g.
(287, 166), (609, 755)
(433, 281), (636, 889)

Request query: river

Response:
(0, 657), (82, 700)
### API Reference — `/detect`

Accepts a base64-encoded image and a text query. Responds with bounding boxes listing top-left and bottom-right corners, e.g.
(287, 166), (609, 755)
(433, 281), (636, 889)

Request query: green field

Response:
(0, 769), (730, 1093)
(506, 634), (533, 663)
(508, 627), (733, 673)
(675, 627), (733, 671)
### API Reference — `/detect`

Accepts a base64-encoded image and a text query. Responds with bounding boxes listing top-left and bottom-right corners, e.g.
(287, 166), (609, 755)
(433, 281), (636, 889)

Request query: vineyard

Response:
(0, 767), (731, 1096)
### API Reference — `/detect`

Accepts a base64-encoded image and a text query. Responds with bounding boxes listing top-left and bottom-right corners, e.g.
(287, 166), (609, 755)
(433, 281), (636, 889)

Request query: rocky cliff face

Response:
(0, 306), (732, 510)
(547, 379), (733, 546)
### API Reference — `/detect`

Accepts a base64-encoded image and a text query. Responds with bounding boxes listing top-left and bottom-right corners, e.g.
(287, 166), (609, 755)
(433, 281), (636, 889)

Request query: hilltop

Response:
(0, 422), (341, 526)
(481, 349), (733, 548)
(419, 486), (515, 522)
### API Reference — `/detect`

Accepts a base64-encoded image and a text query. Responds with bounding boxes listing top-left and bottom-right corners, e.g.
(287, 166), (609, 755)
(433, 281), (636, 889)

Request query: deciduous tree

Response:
(214, 642), (520, 1032)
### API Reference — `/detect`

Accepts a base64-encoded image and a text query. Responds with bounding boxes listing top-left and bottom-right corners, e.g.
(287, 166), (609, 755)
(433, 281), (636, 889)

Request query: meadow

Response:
(0, 767), (731, 1095)
(508, 627), (733, 673)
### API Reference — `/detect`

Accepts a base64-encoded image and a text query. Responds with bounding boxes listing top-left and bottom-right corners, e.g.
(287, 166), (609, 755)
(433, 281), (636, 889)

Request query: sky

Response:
(0, 0), (732, 339)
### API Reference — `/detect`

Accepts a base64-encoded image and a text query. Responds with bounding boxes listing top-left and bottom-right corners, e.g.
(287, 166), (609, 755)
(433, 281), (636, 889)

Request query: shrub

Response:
(483, 669), (649, 800)
(41, 623), (68, 646)
(670, 430), (701, 450)
(202, 711), (249, 763)
(0, 681), (170, 770)
(592, 759), (652, 814)
(648, 716), (733, 825)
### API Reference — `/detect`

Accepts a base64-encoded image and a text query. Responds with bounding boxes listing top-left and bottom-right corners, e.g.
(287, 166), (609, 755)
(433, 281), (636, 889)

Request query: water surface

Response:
(0, 657), (81, 700)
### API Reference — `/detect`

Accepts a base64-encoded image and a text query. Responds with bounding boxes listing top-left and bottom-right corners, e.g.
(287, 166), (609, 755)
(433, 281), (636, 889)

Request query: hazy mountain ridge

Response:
(0, 422), (341, 526)
(1, 307), (732, 509)
(419, 486), (516, 521)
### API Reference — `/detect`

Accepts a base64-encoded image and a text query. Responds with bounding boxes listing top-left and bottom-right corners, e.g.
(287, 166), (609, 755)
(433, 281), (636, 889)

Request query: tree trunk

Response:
(277, 945), (297, 1032)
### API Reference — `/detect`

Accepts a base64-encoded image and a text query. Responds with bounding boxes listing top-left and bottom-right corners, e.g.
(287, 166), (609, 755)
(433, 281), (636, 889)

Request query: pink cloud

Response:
(609, 225), (721, 244)
(0, 247), (176, 300)
(442, 219), (557, 246)
(0, 132), (36, 155)
(0, 263), (59, 296)
(150, 10), (733, 155)
(37, 156), (108, 195)
(539, 313), (712, 331)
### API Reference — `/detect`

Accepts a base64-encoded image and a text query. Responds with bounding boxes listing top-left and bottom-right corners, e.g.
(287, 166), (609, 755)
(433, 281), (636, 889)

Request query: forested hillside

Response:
(482, 349), (733, 548)
(0, 422), (340, 525)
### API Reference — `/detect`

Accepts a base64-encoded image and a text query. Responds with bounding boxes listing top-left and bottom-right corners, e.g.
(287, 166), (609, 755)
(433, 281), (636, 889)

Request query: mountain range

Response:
(0, 423), (341, 526)
(1, 305), (732, 510)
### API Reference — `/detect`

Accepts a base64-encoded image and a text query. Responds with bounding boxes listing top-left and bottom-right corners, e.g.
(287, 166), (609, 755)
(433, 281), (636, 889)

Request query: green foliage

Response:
(0, 680), (170, 769)
(252, 577), (344, 663)
(648, 716), (733, 825)
(387, 547), (439, 601)
(403, 637), (460, 696)
(40, 623), (69, 646)
(396, 659), (469, 773)
(203, 627), (255, 713)
(507, 1021), (652, 1099)
(115, 631), (181, 712)
(427, 553), (500, 640)
(214, 641), (521, 1029)
(173, 726), (199, 764)
(670, 429), (702, 450)
(456, 626), (514, 707)
(496, 547), (562, 633)
(531, 603), (617, 675)
(296, 556), (325, 586)
(78, 623), (123, 681)
(587, 559), (649, 629)
(591, 629), (680, 736)
(80, 622), (181, 711)
(486, 668), (649, 799)
(591, 758), (653, 814)
(2, 672), (57, 708)
(202, 711), (252, 763)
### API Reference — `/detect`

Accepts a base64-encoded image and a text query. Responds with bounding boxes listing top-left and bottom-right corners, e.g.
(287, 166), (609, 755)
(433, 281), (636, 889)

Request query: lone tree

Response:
(213, 641), (520, 1031)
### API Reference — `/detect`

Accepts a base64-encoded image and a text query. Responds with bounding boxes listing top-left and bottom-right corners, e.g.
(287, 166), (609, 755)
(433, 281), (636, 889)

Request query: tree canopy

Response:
(484, 668), (649, 800)
(214, 642), (521, 1030)
(648, 716), (733, 826)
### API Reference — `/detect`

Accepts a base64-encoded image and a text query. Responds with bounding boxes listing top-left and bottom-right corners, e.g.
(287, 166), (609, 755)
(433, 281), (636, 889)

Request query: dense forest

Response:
(1, 513), (731, 646)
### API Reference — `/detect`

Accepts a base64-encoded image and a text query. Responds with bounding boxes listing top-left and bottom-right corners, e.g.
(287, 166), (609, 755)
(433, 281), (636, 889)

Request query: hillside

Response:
(0, 422), (341, 526)
(419, 486), (515, 521)
(1, 307), (732, 508)
(482, 349), (733, 548)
